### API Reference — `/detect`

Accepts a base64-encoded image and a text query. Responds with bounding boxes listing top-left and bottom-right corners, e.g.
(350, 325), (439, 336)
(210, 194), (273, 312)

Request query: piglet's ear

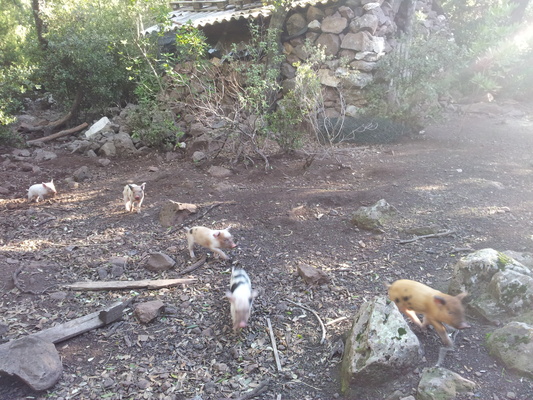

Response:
(433, 296), (447, 306)
(214, 232), (221, 237)
(140, 183), (146, 190)
(128, 184), (134, 190)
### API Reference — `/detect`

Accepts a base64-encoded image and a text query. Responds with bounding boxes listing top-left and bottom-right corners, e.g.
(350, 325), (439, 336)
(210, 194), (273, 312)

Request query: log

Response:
(64, 278), (196, 291)
(31, 299), (129, 344)
(26, 122), (88, 144)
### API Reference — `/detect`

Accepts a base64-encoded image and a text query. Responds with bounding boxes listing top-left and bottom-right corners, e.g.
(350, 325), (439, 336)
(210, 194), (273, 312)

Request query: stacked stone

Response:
(281, 0), (448, 117)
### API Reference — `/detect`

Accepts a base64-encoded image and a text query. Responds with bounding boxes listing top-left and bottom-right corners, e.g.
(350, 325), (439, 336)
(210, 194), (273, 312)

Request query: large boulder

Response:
(113, 132), (138, 155)
(486, 321), (533, 378)
(0, 336), (63, 391)
(417, 367), (476, 400)
(449, 249), (533, 323)
(341, 296), (423, 394)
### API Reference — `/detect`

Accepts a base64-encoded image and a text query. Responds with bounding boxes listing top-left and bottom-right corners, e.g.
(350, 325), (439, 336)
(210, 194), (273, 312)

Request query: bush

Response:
(366, 20), (466, 126)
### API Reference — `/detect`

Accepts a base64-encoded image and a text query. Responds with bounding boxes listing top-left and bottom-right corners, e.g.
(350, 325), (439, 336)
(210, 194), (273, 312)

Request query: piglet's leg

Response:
(137, 198), (143, 213)
(402, 309), (424, 329)
(211, 247), (229, 260)
(436, 346), (453, 367)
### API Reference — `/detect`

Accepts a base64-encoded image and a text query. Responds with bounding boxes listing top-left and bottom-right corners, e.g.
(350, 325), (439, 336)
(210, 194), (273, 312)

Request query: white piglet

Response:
(27, 179), (57, 202)
(123, 183), (146, 213)
(226, 268), (258, 332)
(185, 226), (236, 260)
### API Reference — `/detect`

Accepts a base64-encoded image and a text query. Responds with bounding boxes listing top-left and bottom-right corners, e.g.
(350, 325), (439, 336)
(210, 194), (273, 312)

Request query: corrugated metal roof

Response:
(143, 0), (335, 35)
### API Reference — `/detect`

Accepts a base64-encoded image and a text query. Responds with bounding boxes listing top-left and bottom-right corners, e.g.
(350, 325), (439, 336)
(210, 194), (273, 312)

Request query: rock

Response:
(73, 165), (91, 182)
(98, 158), (111, 167)
(145, 252), (176, 272)
(321, 14), (348, 34)
(0, 322), (9, 336)
(316, 33), (341, 56)
(85, 116), (111, 139)
(417, 367), (476, 400)
(449, 249), (532, 322)
(350, 13), (379, 34)
(33, 149), (57, 162)
(307, 6), (325, 21)
(503, 251), (533, 269)
(208, 165), (232, 178)
(297, 264), (330, 285)
(486, 321), (533, 378)
(113, 132), (137, 155)
(351, 199), (396, 232)
(134, 300), (165, 324)
(108, 256), (128, 268)
(97, 267), (108, 280)
(159, 201), (198, 228)
(99, 142), (117, 157)
(110, 265), (124, 278)
(49, 291), (67, 301)
(318, 68), (340, 87)
(341, 296), (423, 394)
(286, 13), (307, 36)
(192, 151), (207, 163)
(0, 336), (63, 391)
(337, 68), (374, 89)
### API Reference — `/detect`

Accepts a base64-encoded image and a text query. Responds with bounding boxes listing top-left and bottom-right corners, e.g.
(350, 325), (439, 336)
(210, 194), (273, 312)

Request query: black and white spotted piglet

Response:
(226, 268), (258, 332)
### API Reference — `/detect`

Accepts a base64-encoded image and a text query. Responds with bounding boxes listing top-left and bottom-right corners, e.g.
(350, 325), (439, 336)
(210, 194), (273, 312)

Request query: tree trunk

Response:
(265, 6), (290, 109)
(31, 0), (47, 50)
(510, 0), (530, 24)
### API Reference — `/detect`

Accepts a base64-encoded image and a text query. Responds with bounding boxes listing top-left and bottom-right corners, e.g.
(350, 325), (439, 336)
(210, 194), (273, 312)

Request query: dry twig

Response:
(233, 378), (271, 400)
(177, 255), (207, 275)
(266, 317), (282, 372)
(286, 299), (327, 344)
(398, 229), (456, 244)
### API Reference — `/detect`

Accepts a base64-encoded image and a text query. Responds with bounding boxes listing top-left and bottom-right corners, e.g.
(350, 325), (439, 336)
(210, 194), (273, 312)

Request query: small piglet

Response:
(185, 226), (236, 260)
(226, 268), (258, 331)
(27, 179), (57, 202)
(123, 183), (146, 213)
(388, 279), (469, 365)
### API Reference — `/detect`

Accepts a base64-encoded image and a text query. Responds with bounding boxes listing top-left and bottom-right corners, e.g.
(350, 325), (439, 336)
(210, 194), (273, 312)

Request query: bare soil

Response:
(1, 104), (533, 400)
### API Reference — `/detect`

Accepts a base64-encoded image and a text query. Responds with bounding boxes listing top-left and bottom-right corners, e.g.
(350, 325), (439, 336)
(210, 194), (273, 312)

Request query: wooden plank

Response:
(64, 278), (196, 291)
(31, 300), (129, 344)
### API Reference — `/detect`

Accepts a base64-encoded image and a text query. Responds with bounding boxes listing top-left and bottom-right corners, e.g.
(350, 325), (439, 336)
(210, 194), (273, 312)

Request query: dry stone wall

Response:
(281, 0), (449, 117)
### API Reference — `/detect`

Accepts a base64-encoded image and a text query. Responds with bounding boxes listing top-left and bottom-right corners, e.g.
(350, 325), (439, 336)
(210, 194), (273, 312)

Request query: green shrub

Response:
(366, 21), (466, 126)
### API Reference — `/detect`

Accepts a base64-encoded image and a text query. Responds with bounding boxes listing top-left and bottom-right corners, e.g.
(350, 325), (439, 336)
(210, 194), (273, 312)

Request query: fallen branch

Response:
(325, 316), (348, 326)
(286, 299), (327, 345)
(398, 229), (456, 244)
(32, 299), (130, 343)
(234, 378), (271, 400)
(64, 278), (196, 291)
(266, 317), (282, 372)
(177, 255), (207, 275)
(26, 122), (88, 145)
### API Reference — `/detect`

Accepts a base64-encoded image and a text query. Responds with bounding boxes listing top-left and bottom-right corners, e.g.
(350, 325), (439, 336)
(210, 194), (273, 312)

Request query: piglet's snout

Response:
(457, 322), (470, 329)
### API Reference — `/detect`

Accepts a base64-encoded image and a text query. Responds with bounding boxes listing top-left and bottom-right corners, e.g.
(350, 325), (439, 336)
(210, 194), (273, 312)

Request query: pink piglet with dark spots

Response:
(185, 226), (236, 260)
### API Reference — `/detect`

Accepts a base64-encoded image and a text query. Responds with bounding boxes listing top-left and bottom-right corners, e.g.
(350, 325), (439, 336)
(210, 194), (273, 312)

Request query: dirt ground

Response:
(1, 103), (533, 400)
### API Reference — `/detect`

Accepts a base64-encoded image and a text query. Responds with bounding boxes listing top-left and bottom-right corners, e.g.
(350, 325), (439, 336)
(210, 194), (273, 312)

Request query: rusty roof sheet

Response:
(143, 0), (336, 34)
